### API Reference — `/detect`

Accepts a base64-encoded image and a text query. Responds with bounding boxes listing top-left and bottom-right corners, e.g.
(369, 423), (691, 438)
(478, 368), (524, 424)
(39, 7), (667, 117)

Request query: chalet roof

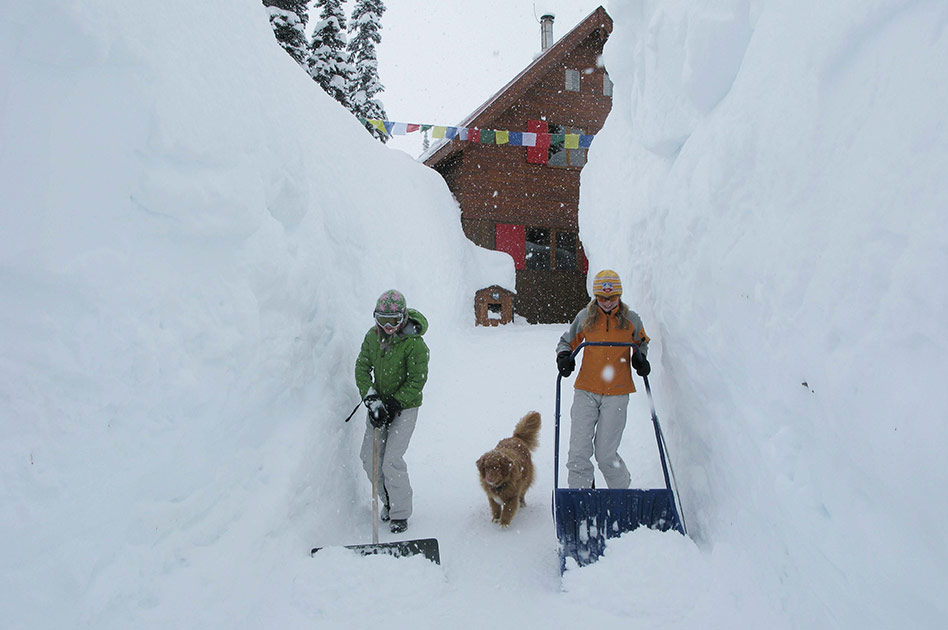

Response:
(422, 6), (612, 167)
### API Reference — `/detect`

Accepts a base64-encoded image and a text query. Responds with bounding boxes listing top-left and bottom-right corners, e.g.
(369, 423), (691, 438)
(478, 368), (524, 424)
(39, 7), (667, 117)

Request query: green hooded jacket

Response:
(355, 308), (430, 409)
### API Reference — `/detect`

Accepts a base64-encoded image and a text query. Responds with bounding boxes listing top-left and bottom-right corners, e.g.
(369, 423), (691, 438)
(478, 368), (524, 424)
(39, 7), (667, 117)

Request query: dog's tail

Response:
(513, 411), (541, 451)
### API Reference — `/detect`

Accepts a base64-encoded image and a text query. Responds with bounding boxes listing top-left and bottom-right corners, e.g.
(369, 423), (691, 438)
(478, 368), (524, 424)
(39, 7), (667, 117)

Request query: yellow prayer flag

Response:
(369, 119), (387, 134)
(565, 134), (580, 149)
(433, 126), (446, 139)
(495, 130), (509, 145)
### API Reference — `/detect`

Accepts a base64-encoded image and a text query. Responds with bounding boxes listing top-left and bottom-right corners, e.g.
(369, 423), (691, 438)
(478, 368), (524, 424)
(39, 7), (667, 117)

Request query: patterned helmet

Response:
(375, 290), (407, 315)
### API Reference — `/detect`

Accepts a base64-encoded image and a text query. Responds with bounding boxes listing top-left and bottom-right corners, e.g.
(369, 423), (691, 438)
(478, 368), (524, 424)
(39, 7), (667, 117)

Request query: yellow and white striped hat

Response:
(592, 269), (622, 297)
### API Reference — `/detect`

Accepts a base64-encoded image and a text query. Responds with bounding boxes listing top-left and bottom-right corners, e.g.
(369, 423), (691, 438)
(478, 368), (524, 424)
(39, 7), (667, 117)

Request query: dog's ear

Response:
(476, 455), (485, 475)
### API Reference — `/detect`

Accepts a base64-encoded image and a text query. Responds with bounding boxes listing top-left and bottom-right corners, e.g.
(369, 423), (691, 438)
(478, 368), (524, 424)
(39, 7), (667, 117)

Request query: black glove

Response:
(631, 352), (651, 377)
(380, 394), (402, 422)
(556, 351), (575, 377)
(364, 394), (389, 428)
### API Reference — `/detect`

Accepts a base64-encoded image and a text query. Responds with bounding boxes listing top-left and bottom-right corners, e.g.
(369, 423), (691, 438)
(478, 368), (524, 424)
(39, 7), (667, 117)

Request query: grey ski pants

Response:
(566, 390), (631, 489)
(360, 406), (418, 521)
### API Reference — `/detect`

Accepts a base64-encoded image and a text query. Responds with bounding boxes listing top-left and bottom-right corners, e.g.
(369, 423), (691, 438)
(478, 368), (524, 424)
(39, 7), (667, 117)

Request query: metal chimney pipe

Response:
(540, 14), (555, 51)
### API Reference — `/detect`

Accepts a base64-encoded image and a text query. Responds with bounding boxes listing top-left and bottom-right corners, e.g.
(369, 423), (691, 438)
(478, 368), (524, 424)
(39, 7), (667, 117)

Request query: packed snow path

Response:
(303, 323), (685, 627)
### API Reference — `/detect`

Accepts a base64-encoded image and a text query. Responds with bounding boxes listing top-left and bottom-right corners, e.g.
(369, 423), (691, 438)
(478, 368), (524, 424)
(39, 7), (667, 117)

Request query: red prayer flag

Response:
(469, 128), (481, 143)
(527, 120), (549, 164)
(406, 124), (420, 133)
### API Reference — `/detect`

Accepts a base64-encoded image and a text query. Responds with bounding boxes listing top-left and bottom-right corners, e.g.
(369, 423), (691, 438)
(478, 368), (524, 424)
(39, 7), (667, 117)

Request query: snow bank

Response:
(0, 1), (508, 626)
(580, 0), (948, 625)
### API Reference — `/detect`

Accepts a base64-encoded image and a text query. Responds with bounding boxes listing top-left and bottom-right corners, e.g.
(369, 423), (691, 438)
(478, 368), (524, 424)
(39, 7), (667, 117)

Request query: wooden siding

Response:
(428, 9), (612, 324)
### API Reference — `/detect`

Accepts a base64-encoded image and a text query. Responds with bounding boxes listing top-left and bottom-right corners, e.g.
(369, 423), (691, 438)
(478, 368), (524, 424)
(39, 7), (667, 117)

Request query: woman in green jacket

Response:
(355, 289), (430, 534)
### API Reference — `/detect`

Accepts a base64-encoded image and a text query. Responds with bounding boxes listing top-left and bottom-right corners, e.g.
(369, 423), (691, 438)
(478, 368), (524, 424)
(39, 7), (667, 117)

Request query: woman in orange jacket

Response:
(555, 270), (651, 489)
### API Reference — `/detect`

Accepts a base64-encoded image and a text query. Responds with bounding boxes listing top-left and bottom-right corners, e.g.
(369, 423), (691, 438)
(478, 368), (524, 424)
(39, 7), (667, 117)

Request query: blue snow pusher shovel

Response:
(553, 342), (686, 573)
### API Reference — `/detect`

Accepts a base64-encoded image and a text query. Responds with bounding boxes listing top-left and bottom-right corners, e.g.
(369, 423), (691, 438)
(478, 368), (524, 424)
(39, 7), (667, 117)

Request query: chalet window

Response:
(548, 124), (587, 168)
(525, 227), (551, 270)
(521, 227), (582, 271)
(603, 72), (613, 97)
(497, 223), (587, 272)
(565, 69), (581, 92)
(555, 231), (577, 270)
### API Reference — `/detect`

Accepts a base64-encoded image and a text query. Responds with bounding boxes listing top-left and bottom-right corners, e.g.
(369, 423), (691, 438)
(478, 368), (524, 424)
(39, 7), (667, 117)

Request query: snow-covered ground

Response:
(1, 1), (946, 628)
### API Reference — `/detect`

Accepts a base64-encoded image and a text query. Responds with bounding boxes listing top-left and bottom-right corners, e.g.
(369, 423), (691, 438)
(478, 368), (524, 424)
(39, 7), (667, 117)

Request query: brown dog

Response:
(476, 411), (541, 527)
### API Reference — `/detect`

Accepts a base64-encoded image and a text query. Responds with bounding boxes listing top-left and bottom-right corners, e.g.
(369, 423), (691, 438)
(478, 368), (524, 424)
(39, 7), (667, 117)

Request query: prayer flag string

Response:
(360, 118), (595, 149)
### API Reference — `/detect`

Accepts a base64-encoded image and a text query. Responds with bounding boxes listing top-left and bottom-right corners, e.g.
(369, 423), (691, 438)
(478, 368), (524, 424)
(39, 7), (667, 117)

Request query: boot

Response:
(389, 519), (408, 533)
(380, 487), (391, 522)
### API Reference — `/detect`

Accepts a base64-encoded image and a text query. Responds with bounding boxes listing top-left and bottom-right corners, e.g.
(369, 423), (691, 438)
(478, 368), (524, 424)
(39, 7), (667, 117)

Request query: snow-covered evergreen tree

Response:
(262, 0), (309, 66)
(307, 0), (351, 108)
(347, 0), (388, 142)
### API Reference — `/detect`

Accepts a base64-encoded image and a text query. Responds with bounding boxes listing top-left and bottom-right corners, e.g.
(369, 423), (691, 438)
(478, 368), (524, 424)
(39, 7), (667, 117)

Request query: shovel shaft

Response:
(372, 426), (380, 544)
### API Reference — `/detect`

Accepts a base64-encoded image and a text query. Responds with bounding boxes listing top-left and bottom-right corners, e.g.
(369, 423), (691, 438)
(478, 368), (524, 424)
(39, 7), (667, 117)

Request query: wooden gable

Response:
(425, 7), (613, 324)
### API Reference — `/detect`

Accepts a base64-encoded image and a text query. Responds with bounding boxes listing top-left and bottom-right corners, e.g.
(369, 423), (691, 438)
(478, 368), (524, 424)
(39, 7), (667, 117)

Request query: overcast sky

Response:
(376, 1), (608, 158)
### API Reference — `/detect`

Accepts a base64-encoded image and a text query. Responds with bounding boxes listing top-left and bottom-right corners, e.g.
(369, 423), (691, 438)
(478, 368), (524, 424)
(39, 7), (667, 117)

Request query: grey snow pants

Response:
(360, 405), (418, 521)
(566, 390), (631, 489)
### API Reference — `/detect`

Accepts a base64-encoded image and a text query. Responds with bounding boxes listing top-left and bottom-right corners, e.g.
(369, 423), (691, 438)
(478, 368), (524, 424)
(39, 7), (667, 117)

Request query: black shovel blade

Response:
(310, 538), (440, 564)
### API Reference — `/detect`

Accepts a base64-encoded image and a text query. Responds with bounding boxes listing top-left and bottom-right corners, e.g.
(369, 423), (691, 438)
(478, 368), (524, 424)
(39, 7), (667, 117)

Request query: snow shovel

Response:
(553, 342), (686, 573)
(311, 424), (441, 564)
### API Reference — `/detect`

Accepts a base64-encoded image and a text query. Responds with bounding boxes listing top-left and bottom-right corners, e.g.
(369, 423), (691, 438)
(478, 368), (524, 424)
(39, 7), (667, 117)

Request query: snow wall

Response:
(581, 0), (948, 625)
(0, 2), (509, 626)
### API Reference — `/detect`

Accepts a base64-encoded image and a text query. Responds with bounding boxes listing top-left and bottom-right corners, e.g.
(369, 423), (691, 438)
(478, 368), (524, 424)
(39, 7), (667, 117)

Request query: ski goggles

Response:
(375, 312), (406, 328)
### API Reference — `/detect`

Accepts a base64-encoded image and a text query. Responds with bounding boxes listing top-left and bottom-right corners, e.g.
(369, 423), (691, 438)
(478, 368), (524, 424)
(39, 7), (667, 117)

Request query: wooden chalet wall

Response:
(427, 8), (613, 324)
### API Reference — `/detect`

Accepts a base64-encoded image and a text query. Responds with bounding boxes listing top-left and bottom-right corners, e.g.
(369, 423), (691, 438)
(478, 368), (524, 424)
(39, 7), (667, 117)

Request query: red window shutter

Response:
(527, 120), (549, 164)
(495, 223), (525, 270)
(578, 239), (589, 273)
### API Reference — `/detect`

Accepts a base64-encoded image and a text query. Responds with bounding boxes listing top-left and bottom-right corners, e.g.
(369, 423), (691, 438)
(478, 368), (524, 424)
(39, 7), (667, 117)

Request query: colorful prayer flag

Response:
(527, 120), (549, 164)
(352, 118), (595, 147)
